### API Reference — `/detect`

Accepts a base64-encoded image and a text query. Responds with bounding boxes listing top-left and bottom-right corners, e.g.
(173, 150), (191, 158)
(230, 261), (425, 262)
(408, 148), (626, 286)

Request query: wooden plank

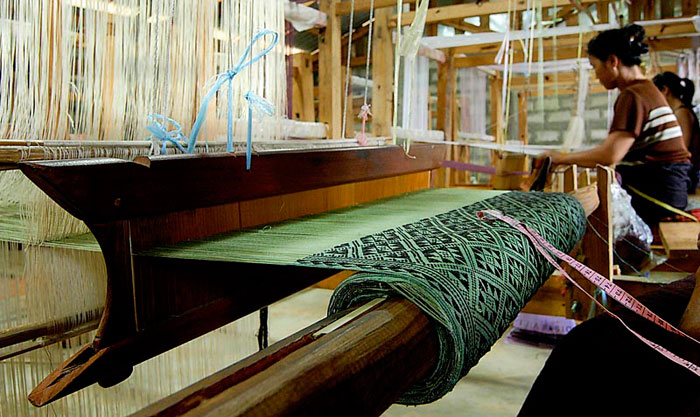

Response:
(395, 0), (600, 26)
(578, 168), (591, 187)
(563, 164), (578, 192)
(133, 298), (438, 417)
(319, 0), (342, 138)
(659, 222), (700, 260)
(372, 8), (393, 137)
(20, 145), (445, 224)
(454, 36), (693, 68)
(336, 0), (417, 15)
(518, 92), (528, 145)
(450, 21), (695, 57)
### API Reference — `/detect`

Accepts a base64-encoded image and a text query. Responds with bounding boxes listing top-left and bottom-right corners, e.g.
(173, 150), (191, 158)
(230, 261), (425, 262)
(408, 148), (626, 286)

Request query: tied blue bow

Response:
(146, 114), (188, 154)
(187, 29), (279, 170)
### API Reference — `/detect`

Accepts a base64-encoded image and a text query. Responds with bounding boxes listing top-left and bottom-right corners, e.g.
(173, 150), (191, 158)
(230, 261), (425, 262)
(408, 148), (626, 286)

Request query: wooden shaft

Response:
(132, 298), (439, 417)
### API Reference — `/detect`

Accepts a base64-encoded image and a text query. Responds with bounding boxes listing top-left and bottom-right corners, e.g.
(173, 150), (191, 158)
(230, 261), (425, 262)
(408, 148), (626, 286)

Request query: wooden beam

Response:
(443, 19), (492, 33)
(133, 298), (438, 417)
(337, 0), (417, 15)
(394, 0), (600, 27)
(490, 74), (504, 144)
(319, 0), (343, 138)
(372, 8), (393, 137)
(643, 0), (656, 20)
(454, 37), (694, 68)
(450, 31), (596, 55)
(518, 92), (528, 145)
(597, 1), (609, 23)
(567, 165), (613, 320)
(293, 53), (316, 122)
(447, 20), (695, 55)
(682, 0), (698, 16)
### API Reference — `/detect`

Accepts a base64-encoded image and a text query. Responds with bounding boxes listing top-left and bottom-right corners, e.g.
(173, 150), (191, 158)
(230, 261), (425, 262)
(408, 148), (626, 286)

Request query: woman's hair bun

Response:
(587, 24), (648, 66)
(624, 24), (649, 56)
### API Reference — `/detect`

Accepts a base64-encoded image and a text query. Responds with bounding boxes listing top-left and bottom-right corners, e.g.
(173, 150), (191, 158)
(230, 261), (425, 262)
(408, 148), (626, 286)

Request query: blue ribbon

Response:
(244, 90), (275, 170)
(146, 114), (188, 154)
(187, 29), (279, 156)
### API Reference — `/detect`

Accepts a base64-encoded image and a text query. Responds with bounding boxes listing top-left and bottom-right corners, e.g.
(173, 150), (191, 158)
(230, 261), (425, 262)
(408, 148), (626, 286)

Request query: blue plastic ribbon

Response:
(146, 114), (188, 154)
(243, 90), (275, 170)
(187, 29), (279, 154)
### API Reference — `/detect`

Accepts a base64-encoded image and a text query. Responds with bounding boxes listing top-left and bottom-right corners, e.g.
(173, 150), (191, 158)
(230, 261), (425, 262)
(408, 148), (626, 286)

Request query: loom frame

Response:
(18, 144), (446, 407)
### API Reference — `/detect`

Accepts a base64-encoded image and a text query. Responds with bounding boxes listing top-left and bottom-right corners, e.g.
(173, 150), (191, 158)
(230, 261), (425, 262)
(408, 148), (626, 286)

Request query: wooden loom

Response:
(14, 142), (612, 415)
(18, 144), (444, 407)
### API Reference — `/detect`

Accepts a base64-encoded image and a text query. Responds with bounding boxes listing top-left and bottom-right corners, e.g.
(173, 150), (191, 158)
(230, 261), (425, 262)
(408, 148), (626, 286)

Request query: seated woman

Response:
(544, 25), (691, 227)
(653, 72), (700, 194)
(521, 26), (700, 415)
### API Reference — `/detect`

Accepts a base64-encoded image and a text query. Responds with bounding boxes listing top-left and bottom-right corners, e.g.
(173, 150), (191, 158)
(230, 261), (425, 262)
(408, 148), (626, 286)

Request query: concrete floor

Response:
(269, 288), (552, 417)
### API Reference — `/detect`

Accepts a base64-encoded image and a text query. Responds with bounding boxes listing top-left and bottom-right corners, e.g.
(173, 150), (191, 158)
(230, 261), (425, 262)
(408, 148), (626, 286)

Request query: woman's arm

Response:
(545, 131), (636, 167)
(679, 277), (700, 339)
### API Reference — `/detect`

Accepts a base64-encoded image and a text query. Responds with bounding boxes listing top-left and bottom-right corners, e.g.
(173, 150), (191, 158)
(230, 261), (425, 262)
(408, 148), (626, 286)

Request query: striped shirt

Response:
(610, 79), (690, 164)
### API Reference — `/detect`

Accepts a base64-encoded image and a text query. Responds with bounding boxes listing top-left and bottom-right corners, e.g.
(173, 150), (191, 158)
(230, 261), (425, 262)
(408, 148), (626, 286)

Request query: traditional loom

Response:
(12, 145), (604, 416)
(0, 1), (617, 415)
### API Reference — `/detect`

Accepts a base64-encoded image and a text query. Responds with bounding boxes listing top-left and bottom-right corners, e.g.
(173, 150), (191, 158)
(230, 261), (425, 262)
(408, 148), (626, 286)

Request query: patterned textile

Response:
(296, 191), (586, 404)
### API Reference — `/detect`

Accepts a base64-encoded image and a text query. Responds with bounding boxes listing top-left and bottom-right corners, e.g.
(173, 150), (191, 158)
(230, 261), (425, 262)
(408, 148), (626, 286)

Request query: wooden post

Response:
(372, 7), (393, 137)
(518, 91), (528, 145)
(490, 74), (504, 143)
(629, 1), (642, 21)
(682, 0), (698, 16)
(660, 0), (674, 18)
(596, 2), (609, 23)
(293, 53), (315, 122)
(566, 165), (613, 321)
(319, 0), (342, 138)
(433, 53), (451, 188)
(563, 165), (578, 192)
(643, 0), (655, 20)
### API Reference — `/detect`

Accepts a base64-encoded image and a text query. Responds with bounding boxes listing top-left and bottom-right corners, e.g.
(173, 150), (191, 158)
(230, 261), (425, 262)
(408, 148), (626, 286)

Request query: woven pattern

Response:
(297, 191), (586, 404)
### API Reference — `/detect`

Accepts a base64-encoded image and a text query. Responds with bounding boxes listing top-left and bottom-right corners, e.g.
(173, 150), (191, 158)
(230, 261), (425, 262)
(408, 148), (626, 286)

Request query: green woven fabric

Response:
(297, 191), (586, 404)
(143, 188), (502, 263)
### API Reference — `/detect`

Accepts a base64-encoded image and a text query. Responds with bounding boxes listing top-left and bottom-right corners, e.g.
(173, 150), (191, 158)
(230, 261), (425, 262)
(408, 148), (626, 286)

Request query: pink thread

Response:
(477, 209), (700, 377)
(355, 103), (372, 146)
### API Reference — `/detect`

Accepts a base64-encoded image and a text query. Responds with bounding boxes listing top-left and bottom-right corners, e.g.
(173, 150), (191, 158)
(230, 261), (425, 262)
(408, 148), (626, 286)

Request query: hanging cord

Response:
(356, 0), (375, 146)
(147, 0), (178, 155)
(392, 0), (403, 145)
(396, 0), (429, 154)
(187, 29), (278, 157)
(341, 0), (356, 139)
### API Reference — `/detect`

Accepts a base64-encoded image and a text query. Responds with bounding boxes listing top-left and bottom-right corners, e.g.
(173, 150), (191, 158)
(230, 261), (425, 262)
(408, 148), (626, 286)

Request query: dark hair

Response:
(653, 71), (695, 107)
(587, 24), (648, 66)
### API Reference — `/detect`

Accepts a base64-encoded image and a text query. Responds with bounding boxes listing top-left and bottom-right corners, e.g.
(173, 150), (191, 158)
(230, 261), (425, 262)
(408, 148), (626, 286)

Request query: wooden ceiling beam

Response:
(393, 0), (602, 27)
(336, 0), (417, 15)
(447, 21), (697, 55)
(454, 37), (693, 68)
(443, 19), (492, 34)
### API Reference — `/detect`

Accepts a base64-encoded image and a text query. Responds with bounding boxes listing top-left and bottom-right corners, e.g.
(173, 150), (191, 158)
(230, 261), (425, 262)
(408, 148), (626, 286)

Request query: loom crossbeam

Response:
(131, 297), (439, 417)
(17, 144), (446, 407)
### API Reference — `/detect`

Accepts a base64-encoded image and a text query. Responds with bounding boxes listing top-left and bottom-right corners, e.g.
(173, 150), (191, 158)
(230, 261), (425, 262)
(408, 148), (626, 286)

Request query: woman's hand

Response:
(538, 151), (564, 165)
